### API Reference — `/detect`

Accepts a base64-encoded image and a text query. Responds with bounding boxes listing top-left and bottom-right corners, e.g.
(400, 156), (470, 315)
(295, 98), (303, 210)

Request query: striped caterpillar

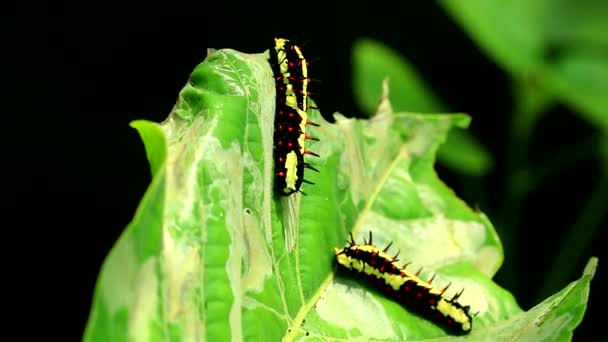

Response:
(334, 231), (473, 335)
(268, 38), (319, 196)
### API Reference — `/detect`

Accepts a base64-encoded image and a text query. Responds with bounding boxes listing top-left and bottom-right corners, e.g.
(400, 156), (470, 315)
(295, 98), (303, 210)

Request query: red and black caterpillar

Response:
(335, 231), (474, 335)
(268, 38), (320, 196)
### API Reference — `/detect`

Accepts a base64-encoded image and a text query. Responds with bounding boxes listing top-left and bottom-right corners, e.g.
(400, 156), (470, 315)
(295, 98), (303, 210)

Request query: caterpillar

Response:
(334, 231), (473, 335)
(269, 38), (319, 196)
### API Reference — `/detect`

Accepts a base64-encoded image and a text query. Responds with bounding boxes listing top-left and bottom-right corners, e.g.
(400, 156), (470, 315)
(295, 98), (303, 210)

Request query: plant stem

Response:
(499, 75), (553, 292)
(527, 135), (598, 190)
(535, 174), (607, 303)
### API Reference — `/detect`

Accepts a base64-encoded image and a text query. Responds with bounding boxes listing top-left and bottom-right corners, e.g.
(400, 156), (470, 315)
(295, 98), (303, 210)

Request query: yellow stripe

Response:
(284, 151), (299, 192)
(293, 44), (308, 111)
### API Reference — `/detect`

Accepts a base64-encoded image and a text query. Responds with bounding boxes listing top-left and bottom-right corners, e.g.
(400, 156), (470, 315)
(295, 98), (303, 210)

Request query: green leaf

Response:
(84, 48), (593, 341)
(352, 38), (493, 176)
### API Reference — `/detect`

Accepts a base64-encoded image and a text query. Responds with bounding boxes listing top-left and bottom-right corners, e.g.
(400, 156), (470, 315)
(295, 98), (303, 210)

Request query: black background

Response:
(14, 2), (604, 340)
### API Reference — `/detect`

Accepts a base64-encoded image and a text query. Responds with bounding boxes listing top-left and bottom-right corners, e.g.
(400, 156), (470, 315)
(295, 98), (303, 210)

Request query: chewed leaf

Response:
(84, 46), (593, 341)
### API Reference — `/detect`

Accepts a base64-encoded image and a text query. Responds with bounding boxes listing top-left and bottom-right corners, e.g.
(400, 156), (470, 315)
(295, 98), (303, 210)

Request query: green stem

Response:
(535, 174), (608, 303)
(499, 75), (553, 292)
(526, 135), (598, 190)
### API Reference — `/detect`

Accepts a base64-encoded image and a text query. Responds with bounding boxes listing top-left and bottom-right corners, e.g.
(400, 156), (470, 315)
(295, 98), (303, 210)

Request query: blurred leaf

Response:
(352, 38), (493, 176)
(352, 38), (442, 115)
(439, 0), (550, 75)
(437, 128), (494, 176)
(441, 0), (608, 133)
(546, 0), (608, 48)
(542, 51), (608, 132)
(81, 48), (567, 340)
